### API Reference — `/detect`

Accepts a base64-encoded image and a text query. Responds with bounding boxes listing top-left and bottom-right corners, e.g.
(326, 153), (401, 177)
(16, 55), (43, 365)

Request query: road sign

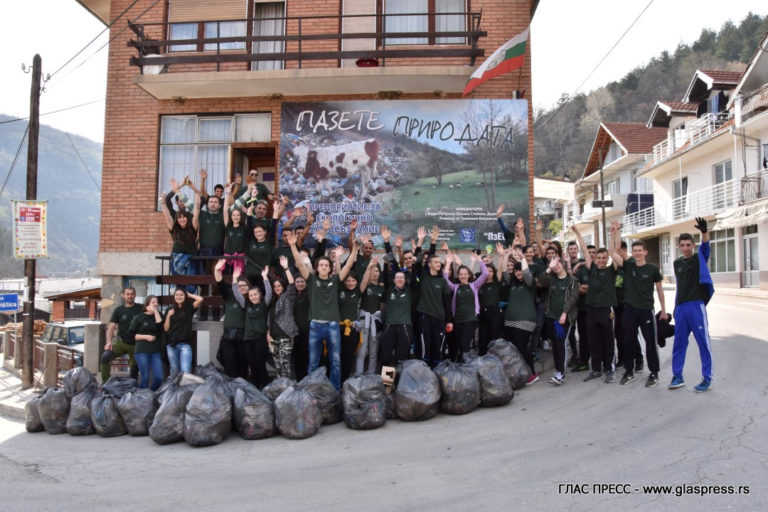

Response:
(0, 293), (20, 312)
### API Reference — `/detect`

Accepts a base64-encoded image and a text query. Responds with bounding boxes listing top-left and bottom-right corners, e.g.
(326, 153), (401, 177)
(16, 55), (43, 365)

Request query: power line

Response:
(66, 132), (101, 191)
(537, 0), (655, 131)
(0, 124), (30, 198)
(0, 98), (105, 125)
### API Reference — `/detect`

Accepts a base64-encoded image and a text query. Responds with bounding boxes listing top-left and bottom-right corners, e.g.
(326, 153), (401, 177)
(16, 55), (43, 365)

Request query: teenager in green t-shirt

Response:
(359, 256), (385, 373)
(163, 288), (203, 375)
(102, 287), (142, 383)
(232, 265), (272, 388)
(128, 296), (165, 391)
(214, 258), (250, 378)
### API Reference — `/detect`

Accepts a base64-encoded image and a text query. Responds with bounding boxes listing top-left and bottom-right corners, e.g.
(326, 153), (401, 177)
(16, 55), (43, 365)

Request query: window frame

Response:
(378, 0), (468, 46)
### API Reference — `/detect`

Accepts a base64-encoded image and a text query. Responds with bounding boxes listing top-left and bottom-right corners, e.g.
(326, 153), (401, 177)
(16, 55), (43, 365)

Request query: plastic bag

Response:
(433, 361), (481, 415)
(91, 393), (126, 437)
(394, 360), (441, 421)
(195, 362), (224, 379)
(297, 367), (342, 425)
(468, 354), (514, 407)
(38, 388), (69, 434)
(342, 373), (387, 430)
(263, 377), (296, 401)
(102, 376), (139, 398)
(233, 383), (275, 440)
(274, 385), (321, 439)
(117, 389), (157, 436)
(149, 383), (197, 445)
(25, 394), (45, 433)
(66, 384), (98, 435)
(184, 376), (233, 447)
(385, 391), (397, 420)
(63, 367), (97, 399)
(488, 339), (532, 390)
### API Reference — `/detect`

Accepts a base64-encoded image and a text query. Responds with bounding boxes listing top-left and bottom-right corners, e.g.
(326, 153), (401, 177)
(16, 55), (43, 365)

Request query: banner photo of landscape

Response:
(12, 200), (48, 259)
(279, 100), (529, 249)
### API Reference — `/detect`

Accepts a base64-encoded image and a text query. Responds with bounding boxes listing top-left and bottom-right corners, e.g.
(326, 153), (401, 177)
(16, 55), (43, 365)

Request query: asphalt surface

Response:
(0, 290), (765, 511)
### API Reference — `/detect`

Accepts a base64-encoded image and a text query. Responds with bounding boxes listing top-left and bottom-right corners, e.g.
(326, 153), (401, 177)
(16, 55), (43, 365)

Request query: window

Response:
(708, 228), (735, 273)
(252, 2), (285, 71)
(383, 0), (466, 45)
(158, 114), (271, 207)
(169, 23), (198, 52)
(713, 160), (732, 184)
(204, 21), (247, 51)
(168, 0), (248, 52)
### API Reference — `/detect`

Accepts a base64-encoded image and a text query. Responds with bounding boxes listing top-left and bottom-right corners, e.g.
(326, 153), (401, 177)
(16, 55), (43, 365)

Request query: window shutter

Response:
(168, 0), (247, 23)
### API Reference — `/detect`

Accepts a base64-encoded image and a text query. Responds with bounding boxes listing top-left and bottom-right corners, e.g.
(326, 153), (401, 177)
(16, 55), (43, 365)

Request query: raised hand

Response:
(200, 169), (207, 180)
(215, 258), (227, 271)
(430, 225), (440, 244)
(495, 242), (505, 255)
(394, 235), (403, 249)
(285, 230), (297, 246)
(262, 265), (269, 280)
(496, 204), (504, 218)
(380, 224), (391, 243)
(279, 255), (289, 269)
(417, 226), (426, 241)
(694, 217), (708, 233)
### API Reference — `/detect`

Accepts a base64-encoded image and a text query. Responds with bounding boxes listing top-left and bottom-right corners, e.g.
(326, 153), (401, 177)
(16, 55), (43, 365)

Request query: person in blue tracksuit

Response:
(669, 217), (715, 392)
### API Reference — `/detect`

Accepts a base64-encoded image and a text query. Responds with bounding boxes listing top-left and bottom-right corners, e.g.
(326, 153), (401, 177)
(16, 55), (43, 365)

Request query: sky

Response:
(1, 0), (767, 143)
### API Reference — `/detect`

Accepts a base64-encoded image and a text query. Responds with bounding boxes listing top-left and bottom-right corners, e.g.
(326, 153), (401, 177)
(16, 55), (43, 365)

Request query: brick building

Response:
(74, 0), (538, 318)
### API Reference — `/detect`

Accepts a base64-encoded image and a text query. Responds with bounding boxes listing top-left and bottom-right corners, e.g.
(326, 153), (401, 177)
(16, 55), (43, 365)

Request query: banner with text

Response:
(279, 100), (529, 249)
(12, 200), (48, 259)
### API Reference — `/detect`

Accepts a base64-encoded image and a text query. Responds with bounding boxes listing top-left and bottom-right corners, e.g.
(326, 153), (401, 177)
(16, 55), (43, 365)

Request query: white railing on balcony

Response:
(621, 179), (738, 235)
(580, 193), (629, 221)
(738, 82), (768, 124)
(741, 168), (768, 203)
(650, 112), (731, 166)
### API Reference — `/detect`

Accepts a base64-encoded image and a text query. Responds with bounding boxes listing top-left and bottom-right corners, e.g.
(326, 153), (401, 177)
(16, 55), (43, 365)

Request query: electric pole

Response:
(22, 54), (41, 389)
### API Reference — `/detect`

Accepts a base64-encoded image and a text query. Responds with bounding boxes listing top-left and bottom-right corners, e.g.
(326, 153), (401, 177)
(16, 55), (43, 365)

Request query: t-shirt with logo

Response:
(623, 260), (662, 310)
(109, 303), (144, 342)
(453, 285), (477, 324)
(308, 273), (341, 322)
(674, 254), (709, 305)
(360, 284), (384, 314)
(385, 286), (412, 326)
(545, 274), (570, 320)
(586, 264), (618, 308)
(199, 210), (224, 250)
(416, 272), (450, 321)
(338, 287), (361, 321)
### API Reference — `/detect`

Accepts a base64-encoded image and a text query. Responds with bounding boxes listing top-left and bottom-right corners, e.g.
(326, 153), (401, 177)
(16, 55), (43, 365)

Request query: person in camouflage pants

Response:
(268, 256), (299, 379)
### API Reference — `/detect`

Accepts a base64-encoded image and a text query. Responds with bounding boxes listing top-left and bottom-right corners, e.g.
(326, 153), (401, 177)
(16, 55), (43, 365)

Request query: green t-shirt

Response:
(573, 259), (589, 310)
(224, 223), (247, 254)
(623, 260), (662, 310)
(545, 274), (570, 320)
(244, 301), (268, 339)
(417, 272), (450, 321)
(360, 284), (384, 314)
(478, 281), (501, 308)
(165, 300), (196, 340)
(294, 291), (310, 334)
(308, 274), (341, 322)
(170, 228), (198, 255)
(453, 285), (477, 324)
(219, 281), (245, 331)
(586, 264), (618, 308)
(129, 313), (162, 354)
(109, 303), (144, 342)
(504, 276), (536, 323)
(245, 239), (272, 276)
(338, 287), (361, 321)
(674, 254), (708, 305)
(385, 286), (412, 326)
(199, 210), (224, 250)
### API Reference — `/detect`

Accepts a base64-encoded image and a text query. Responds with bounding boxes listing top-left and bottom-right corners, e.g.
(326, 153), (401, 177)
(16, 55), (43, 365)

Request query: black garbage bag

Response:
(469, 354), (514, 407)
(274, 385), (321, 439)
(183, 375), (233, 447)
(25, 393), (45, 433)
(91, 393), (126, 437)
(154, 376), (175, 406)
(433, 361), (481, 415)
(385, 391), (397, 419)
(66, 384), (98, 435)
(102, 376), (139, 398)
(263, 377), (295, 401)
(488, 339), (532, 390)
(394, 360), (441, 421)
(195, 362), (223, 379)
(298, 367), (342, 425)
(342, 373), (387, 430)
(38, 388), (69, 434)
(117, 389), (157, 436)
(233, 383), (275, 440)
(63, 367), (97, 400)
(149, 382), (197, 445)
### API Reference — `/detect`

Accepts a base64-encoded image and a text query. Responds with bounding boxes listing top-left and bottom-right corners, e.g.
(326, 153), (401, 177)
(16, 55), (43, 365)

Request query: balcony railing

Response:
(738, 82), (768, 124)
(621, 179), (738, 235)
(128, 12), (486, 72)
(741, 168), (768, 204)
(650, 112), (731, 166)
(580, 192), (628, 221)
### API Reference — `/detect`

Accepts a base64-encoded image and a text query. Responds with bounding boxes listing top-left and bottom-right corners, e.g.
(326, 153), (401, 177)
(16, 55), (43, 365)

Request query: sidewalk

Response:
(662, 284), (768, 300)
(0, 355), (38, 421)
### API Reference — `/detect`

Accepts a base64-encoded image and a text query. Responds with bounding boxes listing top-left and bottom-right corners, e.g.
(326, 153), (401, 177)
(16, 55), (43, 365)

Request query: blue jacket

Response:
(698, 241), (714, 305)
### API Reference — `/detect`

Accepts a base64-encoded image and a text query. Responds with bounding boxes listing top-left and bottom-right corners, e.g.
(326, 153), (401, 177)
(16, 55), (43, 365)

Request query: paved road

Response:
(0, 291), (765, 511)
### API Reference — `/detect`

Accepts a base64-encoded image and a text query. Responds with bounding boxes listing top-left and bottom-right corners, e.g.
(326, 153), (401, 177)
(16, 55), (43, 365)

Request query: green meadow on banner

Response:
(279, 100), (528, 249)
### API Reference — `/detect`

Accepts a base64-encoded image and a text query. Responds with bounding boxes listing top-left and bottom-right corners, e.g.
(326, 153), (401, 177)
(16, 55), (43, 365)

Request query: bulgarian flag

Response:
(463, 28), (529, 96)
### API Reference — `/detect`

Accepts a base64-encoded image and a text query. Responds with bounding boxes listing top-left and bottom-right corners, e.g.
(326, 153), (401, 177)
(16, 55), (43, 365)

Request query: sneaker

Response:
(620, 372), (635, 385)
(634, 360), (644, 373)
(668, 376), (685, 389)
(572, 363), (589, 373)
(583, 371), (602, 382)
(604, 371), (616, 383)
(645, 373), (659, 387)
(526, 373), (540, 386)
(694, 379), (712, 392)
(549, 373), (564, 385)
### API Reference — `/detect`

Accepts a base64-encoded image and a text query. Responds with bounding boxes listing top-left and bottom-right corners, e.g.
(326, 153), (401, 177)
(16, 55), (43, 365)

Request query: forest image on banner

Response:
(279, 100), (528, 249)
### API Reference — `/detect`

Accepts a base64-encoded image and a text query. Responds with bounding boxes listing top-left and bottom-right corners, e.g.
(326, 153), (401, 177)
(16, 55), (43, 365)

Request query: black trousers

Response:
(478, 306), (502, 355)
(530, 300), (546, 351)
(293, 331), (309, 381)
(504, 325), (535, 374)
(450, 321), (477, 363)
(622, 305), (659, 373)
(586, 306), (615, 372)
(614, 303), (643, 366)
(219, 336), (245, 379)
(379, 324), (413, 367)
(244, 336), (270, 388)
(340, 328), (359, 383)
(547, 318), (571, 374)
(418, 313), (445, 366)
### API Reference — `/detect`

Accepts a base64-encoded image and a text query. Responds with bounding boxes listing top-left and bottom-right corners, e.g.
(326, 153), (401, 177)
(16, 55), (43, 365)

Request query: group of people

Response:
(100, 171), (715, 394)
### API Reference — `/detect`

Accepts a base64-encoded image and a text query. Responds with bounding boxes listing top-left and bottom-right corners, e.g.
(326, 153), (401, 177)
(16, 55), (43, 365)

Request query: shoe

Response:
(567, 356), (578, 368)
(634, 360), (644, 373)
(694, 379), (712, 392)
(542, 339), (552, 351)
(620, 372), (635, 385)
(583, 371), (602, 382)
(645, 373), (659, 387)
(668, 376), (685, 389)
(572, 363), (589, 373)
(549, 373), (564, 385)
(604, 371), (616, 383)
(526, 373), (540, 385)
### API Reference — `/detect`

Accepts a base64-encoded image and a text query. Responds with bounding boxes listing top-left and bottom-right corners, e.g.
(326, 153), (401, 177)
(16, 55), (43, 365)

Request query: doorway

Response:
(743, 225), (759, 288)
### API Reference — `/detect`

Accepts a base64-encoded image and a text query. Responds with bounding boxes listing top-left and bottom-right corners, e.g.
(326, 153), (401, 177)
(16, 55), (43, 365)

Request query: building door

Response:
(660, 233), (672, 278)
(743, 226), (759, 287)
(673, 176), (688, 220)
(252, 1), (285, 71)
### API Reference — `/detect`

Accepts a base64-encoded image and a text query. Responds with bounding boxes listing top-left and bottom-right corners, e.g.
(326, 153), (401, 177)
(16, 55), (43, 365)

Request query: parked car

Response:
(40, 320), (101, 367)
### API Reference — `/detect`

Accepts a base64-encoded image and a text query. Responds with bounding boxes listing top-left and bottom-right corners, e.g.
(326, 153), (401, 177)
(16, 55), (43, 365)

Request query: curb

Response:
(0, 402), (25, 421)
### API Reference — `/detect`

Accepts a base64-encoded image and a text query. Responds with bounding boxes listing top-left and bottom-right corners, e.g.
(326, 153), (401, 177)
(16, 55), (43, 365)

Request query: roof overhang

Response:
(74, 0), (110, 25)
(134, 65), (474, 100)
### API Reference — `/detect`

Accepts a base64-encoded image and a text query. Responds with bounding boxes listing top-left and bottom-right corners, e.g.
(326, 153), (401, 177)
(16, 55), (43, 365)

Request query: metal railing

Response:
(741, 168), (768, 204)
(128, 12), (486, 72)
(650, 112), (731, 166)
(738, 82), (768, 123)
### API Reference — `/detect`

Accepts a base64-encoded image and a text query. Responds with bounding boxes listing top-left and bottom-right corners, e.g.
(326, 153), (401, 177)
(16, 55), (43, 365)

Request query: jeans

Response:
(308, 320), (341, 389)
(166, 343), (193, 375)
(134, 351), (164, 390)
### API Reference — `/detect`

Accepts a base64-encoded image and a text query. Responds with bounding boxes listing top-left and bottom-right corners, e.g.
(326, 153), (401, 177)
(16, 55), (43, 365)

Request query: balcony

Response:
(580, 193), (628, 221)
(737, 82), (768, 125)
(127, 12), (486, 99)
(621, 179), (738, 235)
(650, 112), (731, 166)
(741, 168), (768, 204)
